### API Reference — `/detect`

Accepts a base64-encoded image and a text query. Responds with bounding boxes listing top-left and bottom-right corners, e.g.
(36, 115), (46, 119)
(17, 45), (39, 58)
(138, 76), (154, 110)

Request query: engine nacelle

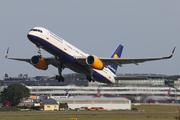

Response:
(86, 55), (104, 70)
(30, 55), (48, 70)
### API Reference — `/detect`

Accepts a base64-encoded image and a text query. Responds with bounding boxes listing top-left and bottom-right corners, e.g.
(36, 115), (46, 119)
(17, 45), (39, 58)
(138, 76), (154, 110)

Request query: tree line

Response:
(0, 83), (30, 107)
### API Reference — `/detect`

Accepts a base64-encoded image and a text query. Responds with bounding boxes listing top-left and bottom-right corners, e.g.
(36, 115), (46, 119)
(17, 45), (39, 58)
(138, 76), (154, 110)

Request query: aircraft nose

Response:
(27, 34), (38, 44)
(27, 34), (34, 41)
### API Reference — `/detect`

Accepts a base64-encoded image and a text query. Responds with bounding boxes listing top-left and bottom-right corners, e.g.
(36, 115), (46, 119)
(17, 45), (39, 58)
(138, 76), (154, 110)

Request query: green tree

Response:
(0, 80), (3, 86)
(0, 88), (7, 106)
(4, 73), (8, 78)
(0, 83), (30, 107)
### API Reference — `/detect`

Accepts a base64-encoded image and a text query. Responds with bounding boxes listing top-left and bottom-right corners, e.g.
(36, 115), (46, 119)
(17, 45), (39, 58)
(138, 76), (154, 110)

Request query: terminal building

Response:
(1, 73), (180, 103)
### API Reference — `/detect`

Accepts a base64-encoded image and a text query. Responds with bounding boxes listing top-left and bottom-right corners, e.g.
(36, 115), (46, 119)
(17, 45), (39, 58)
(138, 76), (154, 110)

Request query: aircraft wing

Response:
(75, 47), (175, 67)
(6, 58), (30, 63)
(6, 57), (61, 68)
(5, 47), (62, 67)
(101, 47), (175, 66)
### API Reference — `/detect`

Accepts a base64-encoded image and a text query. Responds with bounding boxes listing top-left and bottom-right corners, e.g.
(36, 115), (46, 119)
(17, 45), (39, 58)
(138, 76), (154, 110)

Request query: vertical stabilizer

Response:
(65, 89), (69, 98)
(94, 89), (101, 98)
(166, 88), (171, 97)
(107, 44), (123, 74)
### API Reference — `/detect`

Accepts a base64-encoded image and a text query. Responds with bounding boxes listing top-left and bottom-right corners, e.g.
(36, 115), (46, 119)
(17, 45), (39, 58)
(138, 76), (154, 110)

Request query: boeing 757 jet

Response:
(5, 27), (175, 84)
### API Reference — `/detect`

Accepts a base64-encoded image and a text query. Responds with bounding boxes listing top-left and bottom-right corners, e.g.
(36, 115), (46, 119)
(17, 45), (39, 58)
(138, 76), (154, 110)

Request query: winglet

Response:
(5, 47), (9, 58)
(167, 47), (176, 58)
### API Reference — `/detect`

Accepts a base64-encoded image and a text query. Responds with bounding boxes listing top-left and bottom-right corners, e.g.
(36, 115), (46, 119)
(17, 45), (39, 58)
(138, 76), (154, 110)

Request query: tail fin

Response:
(65, 89), (69, 98)
(166, 88), (171, 97)
(107, 44), (123, 74)
(94, 89), (101, 98)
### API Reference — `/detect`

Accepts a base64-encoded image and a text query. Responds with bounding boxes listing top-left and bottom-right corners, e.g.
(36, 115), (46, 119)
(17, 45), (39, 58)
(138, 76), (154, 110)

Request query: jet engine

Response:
(86, 55), (104, 70)
(30, 55), (48, 70)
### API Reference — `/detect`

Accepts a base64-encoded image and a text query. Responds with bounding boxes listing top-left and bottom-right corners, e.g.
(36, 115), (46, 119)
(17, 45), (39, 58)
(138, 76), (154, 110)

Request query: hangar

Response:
(47, 97), (131, 110)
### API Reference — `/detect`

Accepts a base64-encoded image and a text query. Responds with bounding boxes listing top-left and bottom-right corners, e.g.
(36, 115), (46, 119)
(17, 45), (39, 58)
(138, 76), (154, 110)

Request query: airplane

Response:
(5, 27), (175, 84)
(144, 88), (172, 103)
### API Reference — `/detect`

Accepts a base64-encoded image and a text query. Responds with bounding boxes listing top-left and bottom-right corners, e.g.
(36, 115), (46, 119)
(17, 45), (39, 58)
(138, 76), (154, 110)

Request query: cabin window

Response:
(30, 29), (43, 33)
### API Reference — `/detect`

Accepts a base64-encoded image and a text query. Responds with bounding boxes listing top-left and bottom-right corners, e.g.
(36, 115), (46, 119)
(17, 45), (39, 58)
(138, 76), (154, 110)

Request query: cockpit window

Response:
(30, 29), (43, 33)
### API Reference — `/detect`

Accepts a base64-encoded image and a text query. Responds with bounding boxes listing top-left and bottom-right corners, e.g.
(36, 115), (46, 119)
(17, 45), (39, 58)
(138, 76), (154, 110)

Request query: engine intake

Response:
(86, 55), (104, 70)
(30, 55), (48, 70)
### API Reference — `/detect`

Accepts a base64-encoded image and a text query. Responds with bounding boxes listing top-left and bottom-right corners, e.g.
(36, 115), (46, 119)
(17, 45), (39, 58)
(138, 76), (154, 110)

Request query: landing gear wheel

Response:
(56, 64), (65, 82)
(87, 75), (93, 82)
(56, 75), (65, 82)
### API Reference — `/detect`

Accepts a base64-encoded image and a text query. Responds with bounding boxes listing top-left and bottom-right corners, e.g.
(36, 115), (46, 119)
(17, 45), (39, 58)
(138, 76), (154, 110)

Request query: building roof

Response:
(42, 98), (58, 104)
(117, 73), (168, 78)
(52, 97), (130, 102)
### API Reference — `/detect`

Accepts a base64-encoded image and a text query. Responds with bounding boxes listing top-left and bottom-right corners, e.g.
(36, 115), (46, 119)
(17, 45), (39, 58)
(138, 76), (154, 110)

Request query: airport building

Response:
(1, 73), (180, 103)
(42, 97), (131, 110)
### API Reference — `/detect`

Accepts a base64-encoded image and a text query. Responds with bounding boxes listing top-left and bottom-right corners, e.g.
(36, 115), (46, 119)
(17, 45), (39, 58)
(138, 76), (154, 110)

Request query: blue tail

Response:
(65, 89), (69, 96)
(107, 44), (123, 74)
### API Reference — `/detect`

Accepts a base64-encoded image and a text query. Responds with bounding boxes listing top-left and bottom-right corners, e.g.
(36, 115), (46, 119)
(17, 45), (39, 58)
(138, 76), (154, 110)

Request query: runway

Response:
(0, 111), (178, 116)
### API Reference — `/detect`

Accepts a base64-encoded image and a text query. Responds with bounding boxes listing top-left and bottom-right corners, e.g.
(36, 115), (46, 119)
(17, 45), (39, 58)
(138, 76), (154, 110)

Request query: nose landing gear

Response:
(37, 45), (43, 58)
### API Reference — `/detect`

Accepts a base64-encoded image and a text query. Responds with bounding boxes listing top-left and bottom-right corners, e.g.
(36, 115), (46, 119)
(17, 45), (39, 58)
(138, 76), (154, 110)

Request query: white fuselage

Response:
(144, 96), (169, 102)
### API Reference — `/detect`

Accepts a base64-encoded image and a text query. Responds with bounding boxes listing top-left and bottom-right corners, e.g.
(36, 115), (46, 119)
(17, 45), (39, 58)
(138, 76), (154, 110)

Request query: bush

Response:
(59, 103), (68, 109)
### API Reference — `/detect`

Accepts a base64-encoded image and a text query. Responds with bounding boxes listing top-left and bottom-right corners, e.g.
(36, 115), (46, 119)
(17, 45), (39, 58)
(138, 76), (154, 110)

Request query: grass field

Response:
(0, 113), (179, 120)
(0, 105), (180, 120)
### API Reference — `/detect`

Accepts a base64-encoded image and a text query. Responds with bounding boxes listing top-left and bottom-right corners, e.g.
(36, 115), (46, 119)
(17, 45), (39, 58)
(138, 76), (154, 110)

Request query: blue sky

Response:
(0, 1), (179, 79)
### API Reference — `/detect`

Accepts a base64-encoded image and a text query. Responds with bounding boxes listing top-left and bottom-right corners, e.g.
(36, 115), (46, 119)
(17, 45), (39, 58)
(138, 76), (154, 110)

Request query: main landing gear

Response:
(87, 69), (94, 82)
(87, 75), (94, 82)
(36, 45), (65, 82)
(56, 65), (65, 82)
(56, 75), (64, 82)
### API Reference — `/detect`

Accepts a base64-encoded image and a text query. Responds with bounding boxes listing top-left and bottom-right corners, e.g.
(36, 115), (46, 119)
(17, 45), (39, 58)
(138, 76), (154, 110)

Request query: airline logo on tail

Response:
(113, 54), (120, 59)
(107, 45), (123, 74)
